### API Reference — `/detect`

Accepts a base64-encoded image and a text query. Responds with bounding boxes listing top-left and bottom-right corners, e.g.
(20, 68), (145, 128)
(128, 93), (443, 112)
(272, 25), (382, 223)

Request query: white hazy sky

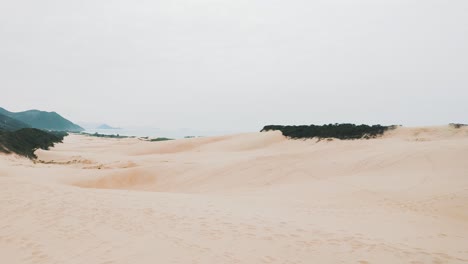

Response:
(1, 0), (467, 132)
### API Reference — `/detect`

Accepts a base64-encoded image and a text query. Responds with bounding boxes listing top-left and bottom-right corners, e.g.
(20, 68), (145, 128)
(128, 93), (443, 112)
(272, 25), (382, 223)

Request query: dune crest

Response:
(1, 126), (468, 263)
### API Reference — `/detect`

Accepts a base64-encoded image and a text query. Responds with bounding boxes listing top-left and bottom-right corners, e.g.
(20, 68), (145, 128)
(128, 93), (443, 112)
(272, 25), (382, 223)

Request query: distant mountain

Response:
(96, 124), (120, 129)
(0, 113), (31, 131)
(0, 107), (84, 132)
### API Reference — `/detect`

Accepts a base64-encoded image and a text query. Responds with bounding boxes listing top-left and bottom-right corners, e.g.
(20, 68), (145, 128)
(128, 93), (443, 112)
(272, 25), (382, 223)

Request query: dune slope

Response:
(1, 126), (468, 264)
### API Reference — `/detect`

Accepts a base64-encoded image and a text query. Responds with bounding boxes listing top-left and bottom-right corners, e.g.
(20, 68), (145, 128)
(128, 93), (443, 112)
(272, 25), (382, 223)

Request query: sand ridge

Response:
(1, 126), (468, 263)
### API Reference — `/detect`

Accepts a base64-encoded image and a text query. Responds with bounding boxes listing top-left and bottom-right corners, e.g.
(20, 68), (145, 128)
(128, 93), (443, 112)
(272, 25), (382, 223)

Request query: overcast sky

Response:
(1, 0), (467, 132)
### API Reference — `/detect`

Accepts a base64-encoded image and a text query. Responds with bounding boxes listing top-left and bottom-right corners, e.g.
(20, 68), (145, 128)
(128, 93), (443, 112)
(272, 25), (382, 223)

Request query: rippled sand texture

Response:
(1, 126), (468, 264)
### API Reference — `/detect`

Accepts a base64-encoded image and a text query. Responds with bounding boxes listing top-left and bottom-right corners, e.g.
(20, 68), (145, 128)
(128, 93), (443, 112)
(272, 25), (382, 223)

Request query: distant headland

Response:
(96, 124), (121, 129)
(0, 107), (82, 158)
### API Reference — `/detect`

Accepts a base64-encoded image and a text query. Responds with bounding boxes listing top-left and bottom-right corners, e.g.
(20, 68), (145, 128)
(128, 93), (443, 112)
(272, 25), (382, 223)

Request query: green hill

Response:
(0, 128), (67, 159)
(0, 113), (31, 131)
(0, 107), (83, 132)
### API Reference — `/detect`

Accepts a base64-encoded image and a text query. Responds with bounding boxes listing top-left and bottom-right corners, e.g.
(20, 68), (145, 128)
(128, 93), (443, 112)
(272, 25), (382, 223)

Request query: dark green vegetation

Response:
(0, 107), (85, 158)
(150, 137), (174, 142)
(79, 132), (133, 139)
(449, 123), (468, 129)
(0, 107), (84, 132)
(0, 128), (67, 159)
(261, 124), (395, 140)
(0, 113), (31, 131)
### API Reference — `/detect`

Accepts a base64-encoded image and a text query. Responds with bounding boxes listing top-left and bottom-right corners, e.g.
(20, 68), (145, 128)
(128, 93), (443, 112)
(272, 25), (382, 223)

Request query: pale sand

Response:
(1, 126), (468, 263)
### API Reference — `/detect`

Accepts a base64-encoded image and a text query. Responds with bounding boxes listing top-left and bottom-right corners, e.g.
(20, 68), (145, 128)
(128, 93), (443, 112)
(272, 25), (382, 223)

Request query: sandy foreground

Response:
(1, 126), (468, 264)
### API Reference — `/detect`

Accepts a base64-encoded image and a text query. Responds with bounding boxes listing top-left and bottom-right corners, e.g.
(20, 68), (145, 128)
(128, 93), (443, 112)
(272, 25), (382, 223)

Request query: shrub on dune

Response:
(261, 123), (395, 140)
(0, 128), (67, 159)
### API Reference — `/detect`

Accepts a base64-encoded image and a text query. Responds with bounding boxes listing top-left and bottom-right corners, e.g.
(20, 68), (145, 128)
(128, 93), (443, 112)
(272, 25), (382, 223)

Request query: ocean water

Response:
(83, 127), (240, 139)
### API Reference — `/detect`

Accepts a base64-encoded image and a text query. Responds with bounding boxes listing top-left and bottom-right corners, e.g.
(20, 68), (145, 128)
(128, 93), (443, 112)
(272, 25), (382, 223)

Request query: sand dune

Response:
(1, 126), (468, 263)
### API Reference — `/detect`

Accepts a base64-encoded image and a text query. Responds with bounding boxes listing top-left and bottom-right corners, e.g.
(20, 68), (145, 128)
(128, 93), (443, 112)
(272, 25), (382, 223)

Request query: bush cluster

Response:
(150, 137), (173, 142)
(80, 132), (132, 139)
(449, 123), (467, 129)
(0, 128), (67, 158)
(261, 123), (394, 140)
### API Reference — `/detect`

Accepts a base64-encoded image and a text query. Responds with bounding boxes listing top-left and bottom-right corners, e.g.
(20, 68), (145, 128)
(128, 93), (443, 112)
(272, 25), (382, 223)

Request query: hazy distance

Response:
(1, 0), (467, 133)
